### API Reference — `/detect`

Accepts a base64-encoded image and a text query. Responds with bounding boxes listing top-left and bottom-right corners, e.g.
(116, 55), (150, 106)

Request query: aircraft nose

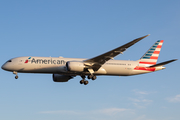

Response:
(1, 59), (13, 71)
(1, 63), (11, 71)
(1, 63), (7, 70)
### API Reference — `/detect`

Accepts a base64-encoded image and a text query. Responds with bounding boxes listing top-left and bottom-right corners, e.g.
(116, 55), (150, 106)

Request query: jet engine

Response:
(66, 61), (85, 72)
(53, 74), (73, 82)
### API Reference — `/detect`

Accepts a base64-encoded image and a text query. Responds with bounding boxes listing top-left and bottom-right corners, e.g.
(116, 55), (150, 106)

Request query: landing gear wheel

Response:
(84, 81), (89, 85)
(80, 80), (84, 84)
(15, 76), (18, 79)
(13, 71), (18, 79)
(88, 75), (93, 79)
(92, 75), (97, 80)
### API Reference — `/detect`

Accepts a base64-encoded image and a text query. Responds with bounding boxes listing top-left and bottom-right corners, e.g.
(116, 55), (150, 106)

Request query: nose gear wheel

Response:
(13, 71), (18, 79)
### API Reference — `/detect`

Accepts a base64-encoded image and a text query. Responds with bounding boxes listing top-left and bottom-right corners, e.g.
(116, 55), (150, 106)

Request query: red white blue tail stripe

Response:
(139, 40), (164, 65)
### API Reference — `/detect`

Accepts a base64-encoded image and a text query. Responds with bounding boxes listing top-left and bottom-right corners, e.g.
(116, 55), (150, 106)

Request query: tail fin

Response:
(138, 40), (164, 65)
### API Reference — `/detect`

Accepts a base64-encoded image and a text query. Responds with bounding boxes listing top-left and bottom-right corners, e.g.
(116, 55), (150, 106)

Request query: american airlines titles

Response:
(30, 58), (66, 64)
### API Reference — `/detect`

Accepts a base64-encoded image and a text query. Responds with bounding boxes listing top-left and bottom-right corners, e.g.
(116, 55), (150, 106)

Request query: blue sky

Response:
(0, 0), (180, 120)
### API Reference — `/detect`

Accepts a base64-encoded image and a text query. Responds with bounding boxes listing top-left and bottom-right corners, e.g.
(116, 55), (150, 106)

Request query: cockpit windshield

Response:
(7, 60), (12, 62)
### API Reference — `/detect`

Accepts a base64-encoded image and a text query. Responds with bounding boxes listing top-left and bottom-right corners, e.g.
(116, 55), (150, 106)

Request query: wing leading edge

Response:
(84, 34), (150, 71)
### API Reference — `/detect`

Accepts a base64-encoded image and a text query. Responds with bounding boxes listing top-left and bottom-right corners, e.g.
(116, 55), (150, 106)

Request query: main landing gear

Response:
(13, 71), (18, 79)
(80, 75), (97, 85)
(87, 74), (97, 80)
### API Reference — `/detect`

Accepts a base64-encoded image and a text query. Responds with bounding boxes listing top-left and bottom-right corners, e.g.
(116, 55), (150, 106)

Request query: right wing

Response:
(84, 34), (150, 71)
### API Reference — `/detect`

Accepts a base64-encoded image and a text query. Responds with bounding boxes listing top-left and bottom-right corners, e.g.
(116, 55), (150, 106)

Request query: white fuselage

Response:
(1, 56), (165, 76)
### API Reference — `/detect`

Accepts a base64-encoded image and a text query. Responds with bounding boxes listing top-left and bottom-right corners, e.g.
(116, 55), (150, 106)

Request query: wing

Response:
(84, 34), (150, 71)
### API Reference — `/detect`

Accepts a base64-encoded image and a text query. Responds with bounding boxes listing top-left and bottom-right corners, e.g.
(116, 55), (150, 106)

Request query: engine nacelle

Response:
(66, 61), (85, 72)
(53, 74), (73, 82)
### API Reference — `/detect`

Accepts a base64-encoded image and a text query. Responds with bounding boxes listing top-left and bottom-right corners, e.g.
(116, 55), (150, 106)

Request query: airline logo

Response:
(24, 57), (65, 65)
(25, 57), (31, 63)
(139, 40), (164, 65)
(135, 40), (163, 71)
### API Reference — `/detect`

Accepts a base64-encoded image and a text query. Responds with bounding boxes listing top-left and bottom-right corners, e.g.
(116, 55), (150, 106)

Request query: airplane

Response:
(1, 35), (177, 85)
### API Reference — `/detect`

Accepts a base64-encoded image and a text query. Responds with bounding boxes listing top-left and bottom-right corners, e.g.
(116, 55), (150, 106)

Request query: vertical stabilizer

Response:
(138, 40), (164, 65)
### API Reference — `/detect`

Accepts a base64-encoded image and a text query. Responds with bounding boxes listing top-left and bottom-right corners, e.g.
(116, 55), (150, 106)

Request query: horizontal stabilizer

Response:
(149, 59), (178, 67)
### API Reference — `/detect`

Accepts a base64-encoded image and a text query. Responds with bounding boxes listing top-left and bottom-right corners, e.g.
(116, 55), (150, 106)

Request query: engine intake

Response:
(53, 74), (73, 82)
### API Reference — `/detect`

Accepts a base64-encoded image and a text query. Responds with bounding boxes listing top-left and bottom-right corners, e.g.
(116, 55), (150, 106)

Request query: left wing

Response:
(84, 34), (150, 71)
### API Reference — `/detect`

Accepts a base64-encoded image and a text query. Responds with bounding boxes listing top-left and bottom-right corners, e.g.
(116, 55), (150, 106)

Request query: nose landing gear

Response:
(13, 71), (18, 79)
(15, 75), (18, 79)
